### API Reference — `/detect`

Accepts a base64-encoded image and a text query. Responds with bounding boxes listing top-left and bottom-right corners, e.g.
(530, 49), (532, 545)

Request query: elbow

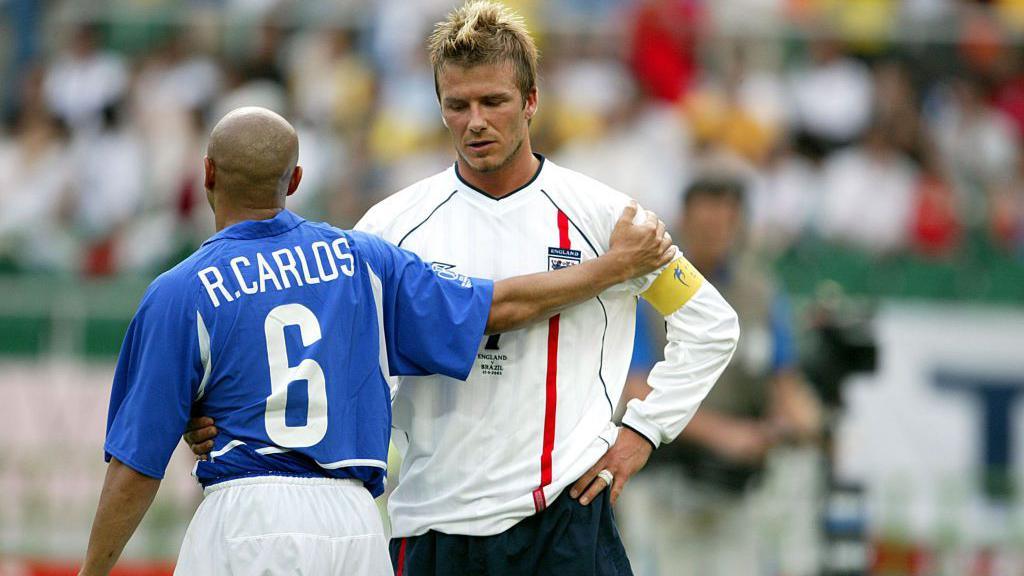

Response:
(718, 305), (740, 363)
(724, 306), (740, 354)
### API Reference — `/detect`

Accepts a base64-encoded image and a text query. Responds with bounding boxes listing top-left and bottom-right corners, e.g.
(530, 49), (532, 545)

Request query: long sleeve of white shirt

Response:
(621, 280), (740, 448)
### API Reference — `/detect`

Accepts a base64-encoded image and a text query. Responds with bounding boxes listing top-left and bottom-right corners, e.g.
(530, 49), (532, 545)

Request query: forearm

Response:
(770, 370), (823, 441)
(486, 253), (630, 334)
(80, 458), (161, 576)
(678, 409), (751, 445)
(622, 282), (740, 447)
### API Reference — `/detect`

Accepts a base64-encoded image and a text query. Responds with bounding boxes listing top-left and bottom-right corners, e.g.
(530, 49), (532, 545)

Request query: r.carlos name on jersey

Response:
(197, 238), (355, 307)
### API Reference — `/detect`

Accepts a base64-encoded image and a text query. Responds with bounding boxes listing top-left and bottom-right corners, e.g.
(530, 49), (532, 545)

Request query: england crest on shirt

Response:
(548, 247), (581, 271)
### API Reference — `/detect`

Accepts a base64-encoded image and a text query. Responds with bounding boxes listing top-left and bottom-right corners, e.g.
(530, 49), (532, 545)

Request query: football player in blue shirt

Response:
(79, 107), (673, 575)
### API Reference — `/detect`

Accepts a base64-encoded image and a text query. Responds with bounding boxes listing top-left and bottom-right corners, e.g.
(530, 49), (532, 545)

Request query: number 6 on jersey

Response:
(264, 303), (328, 448)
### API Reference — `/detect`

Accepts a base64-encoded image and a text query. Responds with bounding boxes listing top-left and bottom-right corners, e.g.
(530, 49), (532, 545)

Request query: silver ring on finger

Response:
(597, 469), (614, 487)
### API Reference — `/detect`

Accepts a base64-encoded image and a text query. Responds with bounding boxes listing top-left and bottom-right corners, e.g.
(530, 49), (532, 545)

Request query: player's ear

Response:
(204, 157), (215, 191)
(524, 86), (538, 121)
(286, 165), (303, 196)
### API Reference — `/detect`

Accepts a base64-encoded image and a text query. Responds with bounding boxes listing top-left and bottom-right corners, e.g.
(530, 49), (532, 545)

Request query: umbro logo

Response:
(431, 262), (473, 288)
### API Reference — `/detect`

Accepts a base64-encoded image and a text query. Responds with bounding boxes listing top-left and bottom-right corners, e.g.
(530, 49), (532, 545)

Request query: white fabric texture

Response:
(174, 476), (390, 575)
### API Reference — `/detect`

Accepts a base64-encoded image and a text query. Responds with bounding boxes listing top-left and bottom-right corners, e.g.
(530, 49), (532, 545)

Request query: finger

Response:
(185, 425), (218, 445)
(609, 472), (630, 505)
(618, 201), (638, 224)
(659, 233), (672, 254)
(655, 218), (666, 240)
(570, 459), (605, 499)
(185, 416), (215, 433)
(644, 209), (658, 229)
(578, 471), (611, 506)
(195, 454), (209, 462)
(657, 246), (674, 267)
(190, 440), (214, 456)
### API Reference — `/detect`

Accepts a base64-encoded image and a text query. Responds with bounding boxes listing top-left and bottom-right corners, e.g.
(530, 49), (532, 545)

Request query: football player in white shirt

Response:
(188, 2), (739, 574)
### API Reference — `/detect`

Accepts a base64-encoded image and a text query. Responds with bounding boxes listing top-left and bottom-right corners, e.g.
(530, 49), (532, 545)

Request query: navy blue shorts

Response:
(389, 489), (633, 576)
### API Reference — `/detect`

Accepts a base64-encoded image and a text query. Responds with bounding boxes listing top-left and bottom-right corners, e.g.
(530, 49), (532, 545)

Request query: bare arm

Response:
(769, 368), (822, 443)
(673, 370), (821, 464)
(79, 458), (161, 576)
(486, 203), (672, 334)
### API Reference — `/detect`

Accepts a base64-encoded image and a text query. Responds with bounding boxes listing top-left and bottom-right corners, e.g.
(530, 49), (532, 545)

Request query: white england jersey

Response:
(356, 156), (739, 538)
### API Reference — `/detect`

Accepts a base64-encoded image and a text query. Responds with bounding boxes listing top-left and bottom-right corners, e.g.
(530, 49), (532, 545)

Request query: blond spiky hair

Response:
(428, 0), (539, 101)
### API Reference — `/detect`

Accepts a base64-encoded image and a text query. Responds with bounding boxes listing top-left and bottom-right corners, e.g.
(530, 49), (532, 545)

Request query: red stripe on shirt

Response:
(395, 537), (407, 576)
(534, 210), (571, 512)
(557, 209), (570, 248)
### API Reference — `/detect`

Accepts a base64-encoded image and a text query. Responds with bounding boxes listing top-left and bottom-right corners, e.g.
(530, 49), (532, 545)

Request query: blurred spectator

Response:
(130, 32), (222, 268)
(212, 63), (288, 126)
(43, 24), (128, 132)
(910, 156), (961, 257)
(990, 51), (1024, 138)
(557, 99), (692, 227)
(989, 150), (1024, 256)
(929, 77), (1019, 225)
(116, 107), (209, 274)
(873, 60), (925, 161)
(628, 0), (705, 103)
(241, 20), (288, 86)
(287, 27), (374, 130)
(819, 122), (918, 253)
(683, 46), (786, 166)
(618, 176), (822, 576)
(546, 31), (635, 145)
(134, 30), (222, 116)
(747, 144), (819, 255)
(71, 102), (144, 276)
(787, 38), (873, 159)
(0, 104), (76, 272)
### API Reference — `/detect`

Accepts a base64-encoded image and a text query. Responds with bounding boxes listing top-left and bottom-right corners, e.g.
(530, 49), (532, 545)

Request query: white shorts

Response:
(174, 476), (391, 575)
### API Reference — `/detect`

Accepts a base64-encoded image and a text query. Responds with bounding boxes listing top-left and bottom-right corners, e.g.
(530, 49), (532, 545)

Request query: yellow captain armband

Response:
(640, 257), (705, 316)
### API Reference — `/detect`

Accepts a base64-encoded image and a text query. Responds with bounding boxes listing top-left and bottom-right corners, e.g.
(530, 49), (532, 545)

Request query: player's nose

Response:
(467, 105), (487, 132)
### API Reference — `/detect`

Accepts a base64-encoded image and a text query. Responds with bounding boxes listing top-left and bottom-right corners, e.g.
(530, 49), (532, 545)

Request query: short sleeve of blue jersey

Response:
(350, 231), (494, 381)
(104, 274), (202, 479)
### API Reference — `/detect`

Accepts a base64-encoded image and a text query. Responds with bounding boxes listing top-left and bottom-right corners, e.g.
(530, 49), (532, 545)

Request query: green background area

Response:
(2, 241), (1021, 359)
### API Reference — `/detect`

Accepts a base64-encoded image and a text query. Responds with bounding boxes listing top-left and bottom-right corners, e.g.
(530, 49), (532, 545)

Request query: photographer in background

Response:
(618, 174), (823, 576)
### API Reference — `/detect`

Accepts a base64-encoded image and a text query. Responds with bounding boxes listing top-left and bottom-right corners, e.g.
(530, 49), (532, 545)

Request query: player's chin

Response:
(462, 154), (501, 173)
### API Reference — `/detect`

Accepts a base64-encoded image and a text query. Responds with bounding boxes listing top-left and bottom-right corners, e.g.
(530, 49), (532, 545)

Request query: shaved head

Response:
(206, 107), (299, 207)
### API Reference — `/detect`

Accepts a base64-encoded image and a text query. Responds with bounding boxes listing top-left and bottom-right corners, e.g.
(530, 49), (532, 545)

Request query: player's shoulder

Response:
(355, 166), (459, 242)
(541, 159), (633, 241)
(543, 159), (632, 208)
(137, 249), (211, 312)
(294, 219), (386, 263)
(343, 228), (389, 257)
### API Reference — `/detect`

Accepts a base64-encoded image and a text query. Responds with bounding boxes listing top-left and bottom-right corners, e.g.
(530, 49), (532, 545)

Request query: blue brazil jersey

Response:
(104, 210), (493, 497)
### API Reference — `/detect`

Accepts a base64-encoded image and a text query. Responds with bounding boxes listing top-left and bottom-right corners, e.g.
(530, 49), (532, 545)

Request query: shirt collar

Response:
(454, 153), (546, 202)
(202, 209), (305, 246)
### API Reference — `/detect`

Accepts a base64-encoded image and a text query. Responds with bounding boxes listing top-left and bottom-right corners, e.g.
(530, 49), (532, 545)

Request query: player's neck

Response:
(215, 205), (285, 231)
(457, 145), (540, 199)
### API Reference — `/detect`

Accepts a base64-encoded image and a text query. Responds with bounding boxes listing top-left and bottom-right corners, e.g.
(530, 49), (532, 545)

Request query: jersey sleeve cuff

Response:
(621, 409), (662, 450)
(622, 423), (658, 451)
(449, 277), (494, 381)
(104, 445), (166, 480)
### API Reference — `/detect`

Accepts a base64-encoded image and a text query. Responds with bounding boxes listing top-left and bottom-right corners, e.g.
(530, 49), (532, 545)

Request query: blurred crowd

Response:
(1, 0), (1024, 279)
